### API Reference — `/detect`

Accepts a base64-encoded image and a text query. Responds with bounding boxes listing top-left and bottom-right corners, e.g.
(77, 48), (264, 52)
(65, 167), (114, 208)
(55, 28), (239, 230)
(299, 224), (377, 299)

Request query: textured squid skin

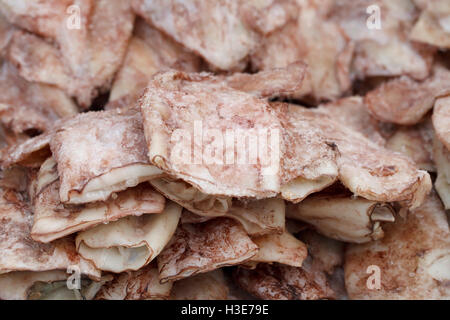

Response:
(0, 188), (100, 278)
(157, 218), (258, 283)
(1, 0), (135, 107)
(345, 193), (450, 300)
(50, 108), (161, 204)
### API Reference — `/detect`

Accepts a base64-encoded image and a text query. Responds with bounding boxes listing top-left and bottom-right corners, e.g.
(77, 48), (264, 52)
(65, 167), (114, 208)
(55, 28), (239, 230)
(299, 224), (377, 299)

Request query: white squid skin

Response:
(344, 192), (450, 300)
(108, 18), (203, 106)
(75, 201), (182, 274)
(0, 0), (135, 108)
(364, 65), (450, 126)
(31, 157), (166, 243)
(287, 195), (396, 243)
(0, 188), (101, 279)
(1, 0), (450, 302)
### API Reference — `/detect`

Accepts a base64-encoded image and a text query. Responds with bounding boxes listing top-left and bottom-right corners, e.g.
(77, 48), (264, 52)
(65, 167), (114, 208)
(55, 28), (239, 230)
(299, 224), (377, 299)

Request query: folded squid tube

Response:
(180, 198), (286, 237)
(140, 70), (283, 199)
(49, 108), (163, 205)
(272, 102), (340, 203)
(0, 188), (100, 278)
(226, 198), (285, 236)
(153, 177), (285, 236)
(280, 173), (337, 204)
(65, 164), (163, 205)
(150, 177), (231, 217)
(32, 158), (166, 243)
(272, 103), (432, 209)
(286, 196), (396, 243)
(75, 201), (182, 273)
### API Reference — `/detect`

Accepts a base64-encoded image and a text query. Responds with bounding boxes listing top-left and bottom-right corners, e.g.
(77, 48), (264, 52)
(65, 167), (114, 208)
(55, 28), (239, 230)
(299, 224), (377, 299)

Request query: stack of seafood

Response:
(0, 0), (449, 300)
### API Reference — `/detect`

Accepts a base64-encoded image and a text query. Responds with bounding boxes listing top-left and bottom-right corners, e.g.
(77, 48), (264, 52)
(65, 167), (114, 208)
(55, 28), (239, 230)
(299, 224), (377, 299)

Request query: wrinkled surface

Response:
(95, 264), (172, 300)
(33, 161), (165, 242)
(251, 0), (353, 101)
(0, 188), (100, 278)
(50, 108), (161, 204)
(140, 70), (282, 198)
(178, 197), (286, 236)
(0, 131), (51, 168)
(109, 18), (203, 105)
(157, 218), (258, 282)
(273, 103), (431, 209)
(331, 0), (434, 80)
(365, 65), (450, 125)
(250, 230), (308, 267)
(2, 0), (135, 107)
(345, 193), (450, 299)
(150, 178), (232, 217)
(76, 201), (181, 273)
(0, 62), (77, 135)
(132, 0), (258, 70)
(226, 198), (285, 236)
(287, 195), (395, 243)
